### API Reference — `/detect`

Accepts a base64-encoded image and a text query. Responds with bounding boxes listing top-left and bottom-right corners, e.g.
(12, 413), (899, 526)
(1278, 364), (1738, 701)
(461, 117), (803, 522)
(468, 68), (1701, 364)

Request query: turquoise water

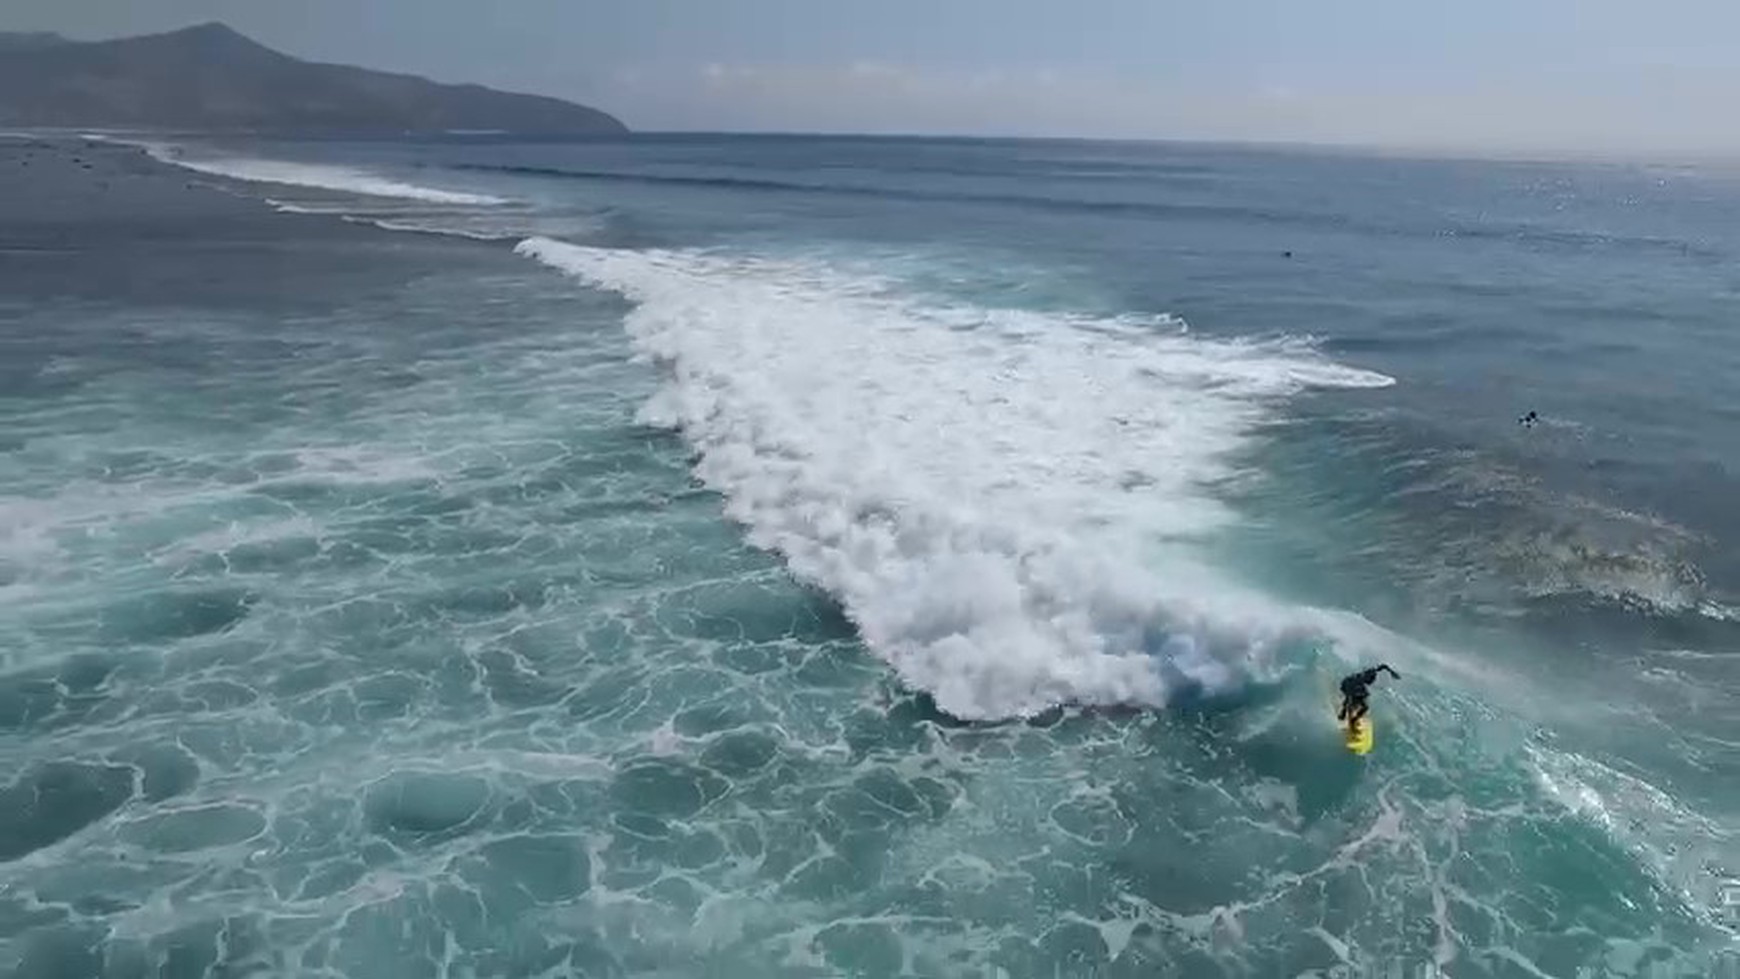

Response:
(3, 134), (1739, 977)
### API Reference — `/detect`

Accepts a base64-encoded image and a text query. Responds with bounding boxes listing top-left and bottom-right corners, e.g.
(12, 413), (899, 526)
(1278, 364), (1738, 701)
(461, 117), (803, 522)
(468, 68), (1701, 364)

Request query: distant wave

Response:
(461, 163), (1720, 259)
(145, 145), (508, 205)
(457, 161), (1327, 224)
(342, 216), (518, 241)
(260, 199), (520, 240)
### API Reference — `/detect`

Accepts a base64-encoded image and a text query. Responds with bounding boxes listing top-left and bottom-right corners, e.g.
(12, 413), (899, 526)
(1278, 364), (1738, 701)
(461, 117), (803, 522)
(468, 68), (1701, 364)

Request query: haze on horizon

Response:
(6, 0), (1738, 157)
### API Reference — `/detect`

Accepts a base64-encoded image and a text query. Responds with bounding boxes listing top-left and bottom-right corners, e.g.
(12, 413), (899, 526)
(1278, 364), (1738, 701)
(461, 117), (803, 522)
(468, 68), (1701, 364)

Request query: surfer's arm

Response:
(1378, 664), (1400, 680)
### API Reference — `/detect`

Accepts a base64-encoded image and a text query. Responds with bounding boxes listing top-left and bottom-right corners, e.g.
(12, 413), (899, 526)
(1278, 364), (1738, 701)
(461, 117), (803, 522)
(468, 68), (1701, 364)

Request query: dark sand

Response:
(0, 135), (514, 307)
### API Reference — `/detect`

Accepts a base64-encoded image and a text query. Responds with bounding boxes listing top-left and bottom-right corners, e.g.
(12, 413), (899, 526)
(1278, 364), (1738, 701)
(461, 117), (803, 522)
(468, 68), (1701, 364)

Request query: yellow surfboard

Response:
(1343, 714), (1374, 755)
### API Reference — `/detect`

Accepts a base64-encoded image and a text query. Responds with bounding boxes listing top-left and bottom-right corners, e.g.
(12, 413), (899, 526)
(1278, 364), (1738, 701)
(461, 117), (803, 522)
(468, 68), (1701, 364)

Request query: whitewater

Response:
(515, 239), (1395, 719)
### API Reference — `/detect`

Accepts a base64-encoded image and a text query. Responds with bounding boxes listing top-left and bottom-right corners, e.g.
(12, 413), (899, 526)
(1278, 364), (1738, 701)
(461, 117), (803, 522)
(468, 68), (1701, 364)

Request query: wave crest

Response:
(143, 144), (507, 205)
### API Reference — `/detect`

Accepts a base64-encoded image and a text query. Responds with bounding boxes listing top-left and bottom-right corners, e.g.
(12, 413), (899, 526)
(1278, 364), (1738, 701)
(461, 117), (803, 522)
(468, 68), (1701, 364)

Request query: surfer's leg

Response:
(1348, 698), (1368, 727)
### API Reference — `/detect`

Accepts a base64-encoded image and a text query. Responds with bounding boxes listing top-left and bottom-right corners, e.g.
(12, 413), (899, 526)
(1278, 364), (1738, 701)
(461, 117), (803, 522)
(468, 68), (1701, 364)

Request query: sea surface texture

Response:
(3, 133), (1739, 977)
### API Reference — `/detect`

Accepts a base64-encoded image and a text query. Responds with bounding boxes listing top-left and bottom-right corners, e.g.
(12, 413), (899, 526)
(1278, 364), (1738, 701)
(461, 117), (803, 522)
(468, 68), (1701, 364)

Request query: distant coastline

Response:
(0, 22), (627, 136)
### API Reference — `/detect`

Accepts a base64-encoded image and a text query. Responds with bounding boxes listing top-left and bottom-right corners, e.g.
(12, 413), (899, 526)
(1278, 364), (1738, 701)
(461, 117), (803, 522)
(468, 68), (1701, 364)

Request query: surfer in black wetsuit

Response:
(1337, 664), (1400, 732)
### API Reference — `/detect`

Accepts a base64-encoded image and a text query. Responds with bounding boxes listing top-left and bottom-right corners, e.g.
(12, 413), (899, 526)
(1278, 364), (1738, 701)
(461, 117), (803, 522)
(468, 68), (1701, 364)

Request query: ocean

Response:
(3, 131), (1738, 977)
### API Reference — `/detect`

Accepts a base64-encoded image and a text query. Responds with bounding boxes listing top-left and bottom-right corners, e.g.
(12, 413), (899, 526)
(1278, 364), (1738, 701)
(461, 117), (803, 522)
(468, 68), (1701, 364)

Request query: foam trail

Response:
(263, 200), (516, 239)
(520, 238), (1394, 719)
(143, 144), (507, 205)
(343, 215), (518, 241)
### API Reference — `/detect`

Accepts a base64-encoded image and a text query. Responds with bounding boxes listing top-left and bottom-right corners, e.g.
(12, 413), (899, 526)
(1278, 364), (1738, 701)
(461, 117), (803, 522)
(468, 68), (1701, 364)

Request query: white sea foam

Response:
(520, 238), (1394, 719)
(160, 515), (325, 565)
(1529, 744), (1734, 921)
(262, 201), (511, 239)
(343, 216), (519, 241)
(262, 199), (343, 215)
(143, 144), (507, 205)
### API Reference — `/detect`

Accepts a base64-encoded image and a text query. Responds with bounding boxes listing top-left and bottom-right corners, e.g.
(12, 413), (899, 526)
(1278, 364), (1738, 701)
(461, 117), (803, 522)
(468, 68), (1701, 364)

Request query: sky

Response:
(6, 0), (1740, 154)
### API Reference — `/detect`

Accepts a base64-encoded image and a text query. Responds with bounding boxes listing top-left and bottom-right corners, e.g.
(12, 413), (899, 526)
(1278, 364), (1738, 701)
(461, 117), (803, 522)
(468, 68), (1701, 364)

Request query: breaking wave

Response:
(519, 237), (1394, 718)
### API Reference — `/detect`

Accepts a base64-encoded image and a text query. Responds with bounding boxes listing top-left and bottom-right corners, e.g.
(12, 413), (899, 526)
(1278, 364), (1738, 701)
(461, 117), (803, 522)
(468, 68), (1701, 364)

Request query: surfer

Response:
(1337, 664), (1400, 732)
(1519, 410), (1539, 427)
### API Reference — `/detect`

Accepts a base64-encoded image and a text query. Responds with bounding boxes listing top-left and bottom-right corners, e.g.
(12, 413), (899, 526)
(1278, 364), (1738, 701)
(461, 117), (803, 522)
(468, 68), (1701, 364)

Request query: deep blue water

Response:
(5, 132), (1740, 977)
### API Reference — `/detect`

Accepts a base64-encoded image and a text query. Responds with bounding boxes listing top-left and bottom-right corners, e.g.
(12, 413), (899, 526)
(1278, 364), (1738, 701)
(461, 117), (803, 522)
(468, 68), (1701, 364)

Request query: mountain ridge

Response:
(0, 22), (628, 134)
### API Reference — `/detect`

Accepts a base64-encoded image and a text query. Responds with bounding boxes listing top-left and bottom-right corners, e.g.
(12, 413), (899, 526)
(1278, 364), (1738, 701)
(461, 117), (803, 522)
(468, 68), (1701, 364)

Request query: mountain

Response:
(0, 22), (627, 134)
